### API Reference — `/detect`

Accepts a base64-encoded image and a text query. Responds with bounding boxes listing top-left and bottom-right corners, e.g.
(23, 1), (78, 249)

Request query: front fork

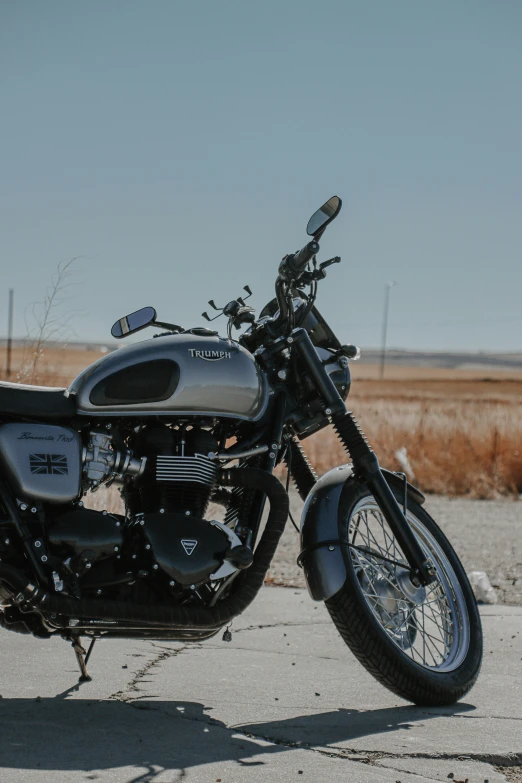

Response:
(291, 327), (435, 587)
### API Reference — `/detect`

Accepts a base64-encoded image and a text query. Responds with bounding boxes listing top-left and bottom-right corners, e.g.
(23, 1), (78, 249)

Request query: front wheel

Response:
(325, 484), (483, 705)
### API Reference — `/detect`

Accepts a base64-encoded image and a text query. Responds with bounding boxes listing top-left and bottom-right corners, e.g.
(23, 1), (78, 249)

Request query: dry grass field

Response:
(0, 344), (109, 387)
(1, 345), (522, 499)
(305, 363), (522, 499)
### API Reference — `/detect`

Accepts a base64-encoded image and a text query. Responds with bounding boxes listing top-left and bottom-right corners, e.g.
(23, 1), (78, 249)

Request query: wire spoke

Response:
(424, 599), (452, 641)
(420, 628), (445, 665)
(421, 604), (427, 664)
(348, 498), (468, 672)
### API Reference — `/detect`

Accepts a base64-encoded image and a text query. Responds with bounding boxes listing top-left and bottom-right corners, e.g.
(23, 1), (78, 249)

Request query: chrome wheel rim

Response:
(348, 497), (470, 672)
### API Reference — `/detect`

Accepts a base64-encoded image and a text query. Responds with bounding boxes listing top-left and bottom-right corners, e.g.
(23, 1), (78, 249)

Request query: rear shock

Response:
(284, 436), (317, 501)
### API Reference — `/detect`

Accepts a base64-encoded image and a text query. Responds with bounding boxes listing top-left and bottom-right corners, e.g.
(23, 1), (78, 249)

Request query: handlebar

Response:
(278, 240), (320, 281)
(233, 307), (256, 329)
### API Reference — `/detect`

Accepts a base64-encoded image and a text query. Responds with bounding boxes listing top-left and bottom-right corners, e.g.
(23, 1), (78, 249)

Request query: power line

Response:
(6, 289), (13, 380)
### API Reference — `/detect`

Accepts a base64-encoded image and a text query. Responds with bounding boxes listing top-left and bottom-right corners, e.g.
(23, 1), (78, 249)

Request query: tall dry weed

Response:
(16, 257), (83, 385)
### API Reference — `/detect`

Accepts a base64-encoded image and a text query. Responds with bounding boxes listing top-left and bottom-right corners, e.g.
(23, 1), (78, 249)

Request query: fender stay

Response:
(299, 464), (425, 601)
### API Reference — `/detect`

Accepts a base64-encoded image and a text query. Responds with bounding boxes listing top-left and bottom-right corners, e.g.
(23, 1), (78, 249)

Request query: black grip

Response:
(291, 240), (320, 271)
(278, 240), (320, 280)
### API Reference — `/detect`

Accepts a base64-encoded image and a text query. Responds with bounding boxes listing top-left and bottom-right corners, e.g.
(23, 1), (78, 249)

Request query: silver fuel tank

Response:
(69, 333), (270, 420)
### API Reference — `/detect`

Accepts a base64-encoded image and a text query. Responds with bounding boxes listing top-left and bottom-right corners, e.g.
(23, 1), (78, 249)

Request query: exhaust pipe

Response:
(2, 467), (288, 630)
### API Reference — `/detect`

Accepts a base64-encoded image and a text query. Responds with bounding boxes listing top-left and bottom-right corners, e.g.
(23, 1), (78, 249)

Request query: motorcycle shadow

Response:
(0, 692), (475, 776)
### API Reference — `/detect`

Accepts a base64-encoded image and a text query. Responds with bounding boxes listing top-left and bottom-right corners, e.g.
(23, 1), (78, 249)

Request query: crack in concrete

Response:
(109, 644), (189, 704)
(227, 726), (521, 779)
(233, 620), (331, 633)
(422, 710), (522, 722)
(202, 642), (341, 661)
(314, 746), (522, 767)
(106, 638), (521, 779)
(371, 759), (455, 783)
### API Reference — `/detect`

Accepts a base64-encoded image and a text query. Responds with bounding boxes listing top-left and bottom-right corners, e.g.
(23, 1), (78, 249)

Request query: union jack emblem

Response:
(29, 454), (69, 476)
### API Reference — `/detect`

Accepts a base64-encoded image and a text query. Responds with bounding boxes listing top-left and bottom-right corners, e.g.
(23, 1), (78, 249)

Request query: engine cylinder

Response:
(125, 425), (219, 517)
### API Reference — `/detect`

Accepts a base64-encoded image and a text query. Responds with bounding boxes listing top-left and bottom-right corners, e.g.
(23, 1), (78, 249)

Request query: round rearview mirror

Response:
(306, 196), (342, 237)
(111, 306), (157, 338)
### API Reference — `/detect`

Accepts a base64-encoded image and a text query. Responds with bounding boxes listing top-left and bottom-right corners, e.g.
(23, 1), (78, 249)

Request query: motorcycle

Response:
(0, 196), (482, 705)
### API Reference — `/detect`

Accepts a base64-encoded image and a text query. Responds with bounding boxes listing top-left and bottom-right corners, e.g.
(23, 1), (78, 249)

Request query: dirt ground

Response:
(352, 360), (522, 382)
(349, 361), (522, 403)
(267, 486), (522, 606)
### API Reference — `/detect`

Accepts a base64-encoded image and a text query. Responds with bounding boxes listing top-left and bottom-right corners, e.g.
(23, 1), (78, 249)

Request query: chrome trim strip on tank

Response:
(74, 408), (269, 421)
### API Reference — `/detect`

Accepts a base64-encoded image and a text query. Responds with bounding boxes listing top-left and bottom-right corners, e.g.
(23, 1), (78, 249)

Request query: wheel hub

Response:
(358, 570), (417, 650)
(396, 568), (427, 605)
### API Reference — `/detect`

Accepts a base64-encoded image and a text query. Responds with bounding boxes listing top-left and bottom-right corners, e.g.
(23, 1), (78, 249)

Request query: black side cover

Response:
(48, 508), (123, 559)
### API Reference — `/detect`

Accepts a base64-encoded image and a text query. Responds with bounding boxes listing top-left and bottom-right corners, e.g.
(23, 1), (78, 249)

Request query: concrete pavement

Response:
(0, 587), (521, 782)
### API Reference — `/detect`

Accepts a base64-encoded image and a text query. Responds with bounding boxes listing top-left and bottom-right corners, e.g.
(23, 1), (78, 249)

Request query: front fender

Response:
(299, 464), (425, 601)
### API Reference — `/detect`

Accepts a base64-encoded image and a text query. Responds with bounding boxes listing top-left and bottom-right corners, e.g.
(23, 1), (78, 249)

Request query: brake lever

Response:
(299, 257), (342, 285)
(319, 256), (341, 270)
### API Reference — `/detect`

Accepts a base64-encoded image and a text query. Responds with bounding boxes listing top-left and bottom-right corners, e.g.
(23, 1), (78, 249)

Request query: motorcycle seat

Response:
(0, 381), (76, 419)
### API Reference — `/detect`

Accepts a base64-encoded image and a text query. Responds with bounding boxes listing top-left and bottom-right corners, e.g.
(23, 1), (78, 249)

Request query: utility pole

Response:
(6, 289), (13, 380)
(380, 281), (397, 380)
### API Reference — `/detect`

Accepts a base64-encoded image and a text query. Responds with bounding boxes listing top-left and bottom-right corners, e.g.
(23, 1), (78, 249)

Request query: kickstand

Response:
(71, 636), (96, 682)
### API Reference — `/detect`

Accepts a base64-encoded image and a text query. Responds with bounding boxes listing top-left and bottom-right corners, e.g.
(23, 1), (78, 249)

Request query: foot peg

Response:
(226, 545), (254, 570)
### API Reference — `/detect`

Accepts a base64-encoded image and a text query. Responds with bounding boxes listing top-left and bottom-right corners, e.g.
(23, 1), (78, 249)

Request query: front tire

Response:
(325, 483), (483, 706)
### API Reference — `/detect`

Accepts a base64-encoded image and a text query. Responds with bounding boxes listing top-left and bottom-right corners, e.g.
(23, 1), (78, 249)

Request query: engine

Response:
(122, 424), (220, 518)
(60, 423), (247, 604)
(0, 422), (249, 619)
(117, 424), (246, 589)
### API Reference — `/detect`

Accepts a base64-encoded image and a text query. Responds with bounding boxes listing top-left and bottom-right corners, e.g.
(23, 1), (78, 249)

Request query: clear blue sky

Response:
(1, 0), (521, 351)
